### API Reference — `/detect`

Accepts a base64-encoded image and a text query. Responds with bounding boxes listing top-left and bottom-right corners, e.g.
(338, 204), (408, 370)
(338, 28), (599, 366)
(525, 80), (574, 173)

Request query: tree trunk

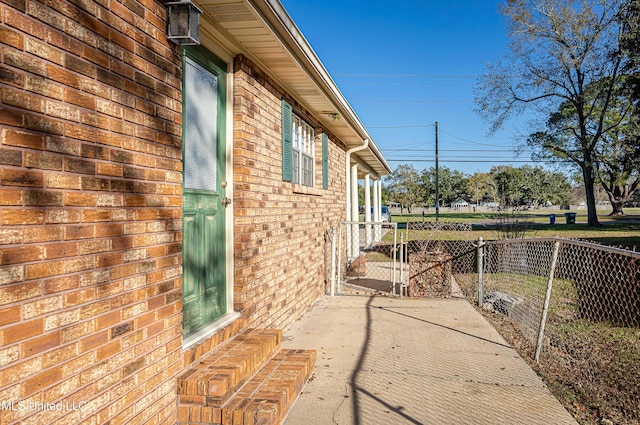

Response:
(583, 165), (601, 227)
(605, 184), (635, 216)
(609, 198), (625, 215)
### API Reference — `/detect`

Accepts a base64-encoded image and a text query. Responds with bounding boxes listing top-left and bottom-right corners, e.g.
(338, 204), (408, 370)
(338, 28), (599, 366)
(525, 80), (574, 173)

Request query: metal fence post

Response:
(329, 226), (337, 296)
(535, 240), (561, 362)
(399, 233), (404, 298)
(392, 224), (398, 296)
(477, 237), (484, 307)
(336, 224), (343, 295)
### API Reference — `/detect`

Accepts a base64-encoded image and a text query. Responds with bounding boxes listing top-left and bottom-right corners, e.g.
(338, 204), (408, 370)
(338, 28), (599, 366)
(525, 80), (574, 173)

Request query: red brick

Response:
(97, 162), (124, 176)
(1, 169), (44, 187)
(3, 129), (45, 149)
(3, 48), (47, 77)
(0, 306), (20, 326)
(45, 172), (82, 189)
(0, 245), (45, 265)
(22, 366), (61, 396)
(95, 310), (120, 330)
(0, 106), (24, 126)
(1, 208), (44, 225)
(22, 331), (61, 357)
(64, 224), (95, 240)
(24, 260), (64, 280)
(24, 189), (64, 206)
(64, 192), (97, 206)
(64, 157), (96, 174)
(26, 1), (64, 35)
(0, 189), (22, 205)
(96, 223), (124, 237)
(43, 275), (79, 294)
(65, 287), (96, 307)
(45, 63), (81, 88)
(44, 242), (79, 259)
(25, 37), (64, 65)
(46, 208), (81, 224)
(96, 339), (121, 361)
(1, 318), (43, 344)
(0, 26), (24, 49)
(79, 330), (108, 353)
(24, 151), (63, 170)
(22, 226), (61, 243)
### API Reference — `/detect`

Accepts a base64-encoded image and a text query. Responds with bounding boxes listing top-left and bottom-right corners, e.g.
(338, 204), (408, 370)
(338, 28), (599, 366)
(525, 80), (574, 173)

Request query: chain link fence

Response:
(328, 222), (640, 423)
(455, 238), (640, 424)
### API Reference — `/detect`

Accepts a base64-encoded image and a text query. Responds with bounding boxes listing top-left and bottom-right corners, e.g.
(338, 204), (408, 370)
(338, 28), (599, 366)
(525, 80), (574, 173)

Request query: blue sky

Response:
(280, 0), (535, 176)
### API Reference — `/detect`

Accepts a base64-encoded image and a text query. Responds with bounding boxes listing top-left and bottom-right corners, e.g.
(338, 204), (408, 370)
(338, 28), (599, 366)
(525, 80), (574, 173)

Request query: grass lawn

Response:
(390, 208), (640, 251)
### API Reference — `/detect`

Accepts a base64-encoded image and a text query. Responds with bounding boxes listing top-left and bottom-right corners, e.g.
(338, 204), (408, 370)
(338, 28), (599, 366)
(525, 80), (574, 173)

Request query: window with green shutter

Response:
(282, 99), (317, 188)
(281, 99), (293, 182)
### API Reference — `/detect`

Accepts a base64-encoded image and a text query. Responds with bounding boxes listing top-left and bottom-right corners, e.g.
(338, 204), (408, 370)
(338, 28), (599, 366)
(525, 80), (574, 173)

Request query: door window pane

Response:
(184, 57), (218, 191)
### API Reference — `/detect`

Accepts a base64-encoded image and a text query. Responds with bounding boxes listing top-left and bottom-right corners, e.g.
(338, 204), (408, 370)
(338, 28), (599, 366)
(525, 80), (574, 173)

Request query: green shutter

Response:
(322, 132), (328, 189)
(281, 99), (293, 182)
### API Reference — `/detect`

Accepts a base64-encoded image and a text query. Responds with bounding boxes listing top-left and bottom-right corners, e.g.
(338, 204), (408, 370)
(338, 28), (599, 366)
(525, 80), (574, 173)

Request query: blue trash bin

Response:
(549, 214), (555, 224)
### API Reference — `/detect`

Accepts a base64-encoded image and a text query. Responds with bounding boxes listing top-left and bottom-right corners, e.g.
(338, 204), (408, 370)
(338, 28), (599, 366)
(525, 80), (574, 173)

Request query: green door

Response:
(182, 47), (227, 336)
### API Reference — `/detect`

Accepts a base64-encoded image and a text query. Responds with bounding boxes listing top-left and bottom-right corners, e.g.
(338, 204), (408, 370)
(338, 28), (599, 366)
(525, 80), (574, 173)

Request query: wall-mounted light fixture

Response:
(166, 1), (203, 45)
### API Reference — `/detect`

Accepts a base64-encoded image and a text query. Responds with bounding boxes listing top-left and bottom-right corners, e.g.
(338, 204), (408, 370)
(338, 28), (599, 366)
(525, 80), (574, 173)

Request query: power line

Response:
(385, 159), (554, 163)
(339, 82), (475, 87)
(355, 99), (467, 103)
(368, 124), (436, 129)
(334, 73), (477, 79)
(382, 148), (525, 153)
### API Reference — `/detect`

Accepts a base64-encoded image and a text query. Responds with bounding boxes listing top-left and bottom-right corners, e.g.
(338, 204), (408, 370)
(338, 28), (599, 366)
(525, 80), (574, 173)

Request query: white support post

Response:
(376, 180), (382, 239)
(364, 174), (372, 247)
(329, 226), (337, 296)
(373, 180), (381, 242)
(350, 164), (359, 260)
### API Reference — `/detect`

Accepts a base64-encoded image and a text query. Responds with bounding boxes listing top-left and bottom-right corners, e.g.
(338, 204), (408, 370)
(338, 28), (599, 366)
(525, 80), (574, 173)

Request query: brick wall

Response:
(0, 1), (184, 424)
(1, 0), (352, 422)
(232, 55), (346, 330)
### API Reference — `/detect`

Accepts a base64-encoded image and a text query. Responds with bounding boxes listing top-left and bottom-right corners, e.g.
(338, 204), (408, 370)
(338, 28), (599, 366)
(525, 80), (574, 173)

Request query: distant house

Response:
(451, 199), (469, 208)
(0, 0), (391, 423)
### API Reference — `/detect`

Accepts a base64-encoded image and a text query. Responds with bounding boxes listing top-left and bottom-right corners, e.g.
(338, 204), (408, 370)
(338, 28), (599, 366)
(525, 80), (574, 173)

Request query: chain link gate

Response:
(330, 221), (401, 296)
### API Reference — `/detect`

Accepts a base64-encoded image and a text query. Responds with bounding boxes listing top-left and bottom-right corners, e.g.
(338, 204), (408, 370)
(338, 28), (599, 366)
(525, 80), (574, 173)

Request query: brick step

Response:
(178, 348), (316, 425)
(178, 329), (283, 406)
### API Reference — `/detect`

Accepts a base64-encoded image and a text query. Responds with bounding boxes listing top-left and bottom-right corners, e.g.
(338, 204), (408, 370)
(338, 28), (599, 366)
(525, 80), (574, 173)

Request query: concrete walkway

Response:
(282, 295), (577, 425)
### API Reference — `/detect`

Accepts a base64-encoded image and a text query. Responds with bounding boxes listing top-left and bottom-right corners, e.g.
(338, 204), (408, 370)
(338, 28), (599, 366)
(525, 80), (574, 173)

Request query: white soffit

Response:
(196, 0), (391, 177)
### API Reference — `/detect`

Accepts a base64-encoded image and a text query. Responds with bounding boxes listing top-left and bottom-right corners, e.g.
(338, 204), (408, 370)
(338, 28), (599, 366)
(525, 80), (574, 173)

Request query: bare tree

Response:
(475, 0), (629, 226)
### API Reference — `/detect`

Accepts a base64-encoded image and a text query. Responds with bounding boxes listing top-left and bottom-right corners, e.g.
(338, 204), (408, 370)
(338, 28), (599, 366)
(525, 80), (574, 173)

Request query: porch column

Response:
(364, 173), (372, 247)
(372, 178), (380, 242)
(350, 163), (359, 260)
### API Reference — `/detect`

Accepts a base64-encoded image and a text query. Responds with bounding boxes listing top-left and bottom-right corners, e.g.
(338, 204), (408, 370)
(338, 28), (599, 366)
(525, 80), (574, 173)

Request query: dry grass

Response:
(455, 273), (640, 424)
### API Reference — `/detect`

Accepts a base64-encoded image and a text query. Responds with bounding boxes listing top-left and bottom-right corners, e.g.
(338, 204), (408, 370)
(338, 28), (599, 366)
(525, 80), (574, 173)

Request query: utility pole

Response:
(435, 121), (439, 222)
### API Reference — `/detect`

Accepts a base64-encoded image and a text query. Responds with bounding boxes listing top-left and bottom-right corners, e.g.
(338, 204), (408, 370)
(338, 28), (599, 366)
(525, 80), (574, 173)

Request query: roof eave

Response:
(195, 0), (392, 176)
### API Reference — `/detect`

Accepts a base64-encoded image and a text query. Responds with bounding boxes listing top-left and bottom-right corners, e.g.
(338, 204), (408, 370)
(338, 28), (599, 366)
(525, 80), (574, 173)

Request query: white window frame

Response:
(292, 114), (315, 187)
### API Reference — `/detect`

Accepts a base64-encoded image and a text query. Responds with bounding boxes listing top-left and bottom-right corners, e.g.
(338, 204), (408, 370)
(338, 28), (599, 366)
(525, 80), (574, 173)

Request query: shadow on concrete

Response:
(351, 295), (423, 425)
(374, 304), (513, 350)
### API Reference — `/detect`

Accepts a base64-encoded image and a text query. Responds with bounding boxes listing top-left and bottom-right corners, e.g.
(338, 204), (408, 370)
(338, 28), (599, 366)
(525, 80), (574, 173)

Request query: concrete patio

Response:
(282, 295), (577, 425)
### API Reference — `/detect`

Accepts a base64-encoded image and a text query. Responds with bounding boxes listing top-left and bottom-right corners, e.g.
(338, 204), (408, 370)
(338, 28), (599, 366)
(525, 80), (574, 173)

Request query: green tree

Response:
(467, 172), (499, 205)
(620, 0), (640, 103)
(528, 77), (639, 214)
(384, 164), (422, 212)
(490, 165), (570, 207)
(475, 0), (630, 226)
(420, 167), (470, 206)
